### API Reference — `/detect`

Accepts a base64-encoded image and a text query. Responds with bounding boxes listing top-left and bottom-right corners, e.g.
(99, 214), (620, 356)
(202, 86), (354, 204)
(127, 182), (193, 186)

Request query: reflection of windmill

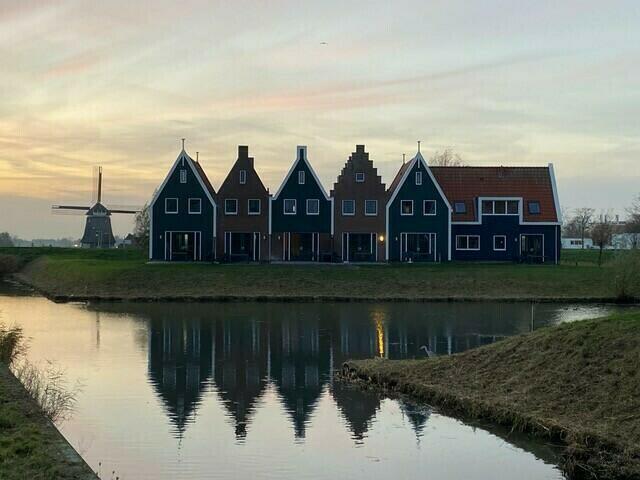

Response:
(52, 167), (141, 248)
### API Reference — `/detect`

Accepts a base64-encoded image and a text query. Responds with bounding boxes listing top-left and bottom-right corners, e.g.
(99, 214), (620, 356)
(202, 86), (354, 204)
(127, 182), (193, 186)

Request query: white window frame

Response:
(298, 171), (305, 184)
(283, 199), (296, 215)
(400, 200), (414, 216)
(342, 199), (355, 216)
(423, 200), (436, 216)
(225, 198), (238, 215)
(188, 197), (202, 214)
(456, 235), (481, 251)
(179, 169), (187, 184)
(364, 199), (378, 216)
(165, 198), (178, 214)
(493, 235), (507, 251)
(481, 199), (520, 216)
(355, 172), (365, 183)
(248, 198), (261, 215)
(239, 170), (247, 185)
(415, 171), (422, 185)
(306, 198), (319, 215)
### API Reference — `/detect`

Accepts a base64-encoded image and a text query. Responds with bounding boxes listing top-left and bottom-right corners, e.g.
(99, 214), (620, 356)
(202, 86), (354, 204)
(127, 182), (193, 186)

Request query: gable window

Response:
(365, 200), (378, 216)
(284, 199), (296, 215)
(165, 198), (178, 214)
(415, 171), (422, 185)
(342, 200), (355, 216)
(298, 171), (305, 184)
(248, 199), (261, 215)
(179, 169), (187, 184)
(456, 235), (480, 251)
(188, 198), (202, 214)
(493, 235), (506, 251)
(423, 200), (436, 216)
(225, 199), (238, 215)
(481, 199), (520, 215)
(355, 172), (365, 183)
(239, 170), (247, 185)
(401, 200), (413, 216)
(454, 201), (466, 214)
(528, 201), (541, 214)
(306, 198), (319, 215)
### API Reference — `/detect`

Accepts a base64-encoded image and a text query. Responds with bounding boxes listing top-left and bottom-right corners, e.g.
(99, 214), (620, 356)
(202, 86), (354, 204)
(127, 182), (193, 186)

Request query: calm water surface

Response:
(0, 282), (631, 480)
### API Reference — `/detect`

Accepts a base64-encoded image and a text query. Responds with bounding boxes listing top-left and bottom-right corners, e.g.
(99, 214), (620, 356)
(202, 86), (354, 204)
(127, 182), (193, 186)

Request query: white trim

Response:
(239, 170), (247, 185)
(188, 197), (202, 214)
(423, 199), (436, 216)
(306, 198), (320, 215)
(456, 235), (480, 251)
(224, 198), (238, 215)
(520, 233), (545, 261)
(268, 195), (273, 235)
(400, 200), (414, 216)
(364, 199), (378, 216)
(283, 198), (296, 215)
(341, 199), (355, 216)
(548, 163), (562, 224)
(453, 201), (467, 214)
(415, 171), (422, 185)
(330, 197), (334, 235)
(298, 170), (305, 185)
(248, 198), (261, 215)
(180, 169), (187, 183)
(165, 197), (178, 214)
(481, 198), (521, 216)
(493, 235), (507, 251)
(272, 146), (331, 201)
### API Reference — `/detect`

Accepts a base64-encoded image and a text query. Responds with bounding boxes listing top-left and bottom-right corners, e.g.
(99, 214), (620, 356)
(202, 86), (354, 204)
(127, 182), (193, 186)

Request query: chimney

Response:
(238, 145), (249, 158)
(356, 144), (365, 154)
(297, 145), (307, 160)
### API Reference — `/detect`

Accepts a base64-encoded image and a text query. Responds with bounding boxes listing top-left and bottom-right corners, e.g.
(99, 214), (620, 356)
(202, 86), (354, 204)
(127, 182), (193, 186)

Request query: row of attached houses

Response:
(149, 144), (562, 263)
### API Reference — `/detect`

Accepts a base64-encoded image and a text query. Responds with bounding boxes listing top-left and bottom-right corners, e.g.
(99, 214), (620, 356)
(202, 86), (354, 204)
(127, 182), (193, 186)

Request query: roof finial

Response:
(402, 153), (406, 165)
(417, 140), (421, 153)
(181, 138), (186, 151)
(196, 151), (199, 162)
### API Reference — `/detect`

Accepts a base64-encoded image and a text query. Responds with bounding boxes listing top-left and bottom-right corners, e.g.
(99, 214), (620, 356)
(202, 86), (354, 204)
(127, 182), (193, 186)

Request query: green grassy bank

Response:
(341, 311), (640, 479)
(1, 247), (638, 302)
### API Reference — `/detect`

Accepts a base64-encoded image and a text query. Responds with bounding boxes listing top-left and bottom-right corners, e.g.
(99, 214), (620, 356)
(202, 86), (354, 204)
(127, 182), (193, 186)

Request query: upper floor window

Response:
(364, 200), (378, 216)
(225, 199), (238, 215)
(165, 198), (178, 214)
(482, 199), (519, 215)
(284, 199), (296, 215)
(306, 198), (319, 215)
(415, 171), (422, 185)
(528, 201), (541, 214)
(423, 200), (436, 215)
(248, 199), (261, 215)
(454, 201), (466, 214)
(401, 200), (413, 216)
(188, 198), (202, 214)
(298, 171), (305, 184)
(239, 170), (247, 185)
(179, 169), (187, 184)
(342, 200), (355, 216)
(355, 172), (365, 183)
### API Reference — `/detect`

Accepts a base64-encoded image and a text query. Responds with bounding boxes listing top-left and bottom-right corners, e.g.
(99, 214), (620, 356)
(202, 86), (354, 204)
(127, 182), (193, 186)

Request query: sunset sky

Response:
(1, 0), (638, 238)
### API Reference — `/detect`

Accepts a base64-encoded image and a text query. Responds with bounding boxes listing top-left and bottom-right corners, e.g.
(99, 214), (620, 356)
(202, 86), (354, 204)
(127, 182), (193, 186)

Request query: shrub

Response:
(0, 255), (21, 275)
(612, 250), (640, 302)
(0, 324), (25, 365)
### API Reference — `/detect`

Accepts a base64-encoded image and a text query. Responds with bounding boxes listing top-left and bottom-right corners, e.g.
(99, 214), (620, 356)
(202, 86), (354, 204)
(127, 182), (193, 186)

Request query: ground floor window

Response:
(165, 231), (201, 261)
(281, 232), (323, 261)
(493, 235), (506, 251)
(401, 232), (436, 262)
(456, 235), (480, 251)
(342, 232), (376, 262)
(224, 232), (261, 261)
(520, 234), (544, 262)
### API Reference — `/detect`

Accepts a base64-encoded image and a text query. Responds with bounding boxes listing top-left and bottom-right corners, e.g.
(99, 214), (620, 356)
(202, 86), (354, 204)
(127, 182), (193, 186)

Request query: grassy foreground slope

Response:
(342, 312), (640, 479)
(0, 247), (628, 301)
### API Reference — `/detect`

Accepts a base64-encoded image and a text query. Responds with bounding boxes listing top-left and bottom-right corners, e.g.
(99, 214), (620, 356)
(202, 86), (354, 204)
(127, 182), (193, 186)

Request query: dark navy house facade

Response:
(150, 149), (217, 261)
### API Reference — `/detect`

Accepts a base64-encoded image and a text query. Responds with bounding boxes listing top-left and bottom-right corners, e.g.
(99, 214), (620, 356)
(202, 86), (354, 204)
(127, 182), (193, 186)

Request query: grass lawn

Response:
(342, 311), (640, 479)
(0, 247), (636, 301)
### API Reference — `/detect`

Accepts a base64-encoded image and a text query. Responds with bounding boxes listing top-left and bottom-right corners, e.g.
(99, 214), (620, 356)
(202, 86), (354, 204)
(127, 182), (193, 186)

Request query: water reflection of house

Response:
(331, 382), (381, 442)
(147, 318), (213, 437)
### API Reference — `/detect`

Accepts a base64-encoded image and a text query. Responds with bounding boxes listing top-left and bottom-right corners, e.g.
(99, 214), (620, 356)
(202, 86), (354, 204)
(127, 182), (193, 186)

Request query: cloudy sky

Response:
(1, 0), (638, 238)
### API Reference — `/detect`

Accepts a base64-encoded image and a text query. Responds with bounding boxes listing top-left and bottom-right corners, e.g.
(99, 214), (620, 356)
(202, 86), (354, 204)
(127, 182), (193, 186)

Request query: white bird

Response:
(419, 345), (435, 358)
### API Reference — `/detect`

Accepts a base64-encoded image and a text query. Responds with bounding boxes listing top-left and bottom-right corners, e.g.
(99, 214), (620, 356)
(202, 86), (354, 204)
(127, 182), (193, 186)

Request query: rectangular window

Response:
(284, 199), (296, 215)
(401, 200), (413, 216)
(188, 198), (201, 214)
(528, 201), (541, 214)
(165, 198), (178, 214)
(179, 169), (187, 184)
(482, 200), (520, 216)
(456, 235), (480, 251)
(225, 199), (238, 215)
(239, 170), (247, 185)
(306, 198), (319, 215)
(298, 171), (305, 184)
(493, 235), (506, 251)
(482, 200), (493, 214)
(507, 200), (519, 214)
(364, 200), (378, 216)
(494, 201), (506, 215)
(423, 200), (436, 215)
(415, 171), (422, 185)
(355, 172), (365, 183)
(454, 201), (466, 214)
(342, 200), (355, 216)
(248, 199), (261, 215)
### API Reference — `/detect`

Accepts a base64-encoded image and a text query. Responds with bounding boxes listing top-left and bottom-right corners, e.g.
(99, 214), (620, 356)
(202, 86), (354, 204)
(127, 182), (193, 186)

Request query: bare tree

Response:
(0, 232), (13, 247)
(133, 203), (150, 250)
(626, 194), (640, 248)
(430, 148), (465, 167)
(569, 208), (595, 249)
(591, 213), (614, 266)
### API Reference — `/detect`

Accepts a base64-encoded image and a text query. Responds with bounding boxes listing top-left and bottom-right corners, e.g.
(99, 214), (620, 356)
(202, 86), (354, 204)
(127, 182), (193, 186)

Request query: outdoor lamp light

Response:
(379, 235), (384, 242)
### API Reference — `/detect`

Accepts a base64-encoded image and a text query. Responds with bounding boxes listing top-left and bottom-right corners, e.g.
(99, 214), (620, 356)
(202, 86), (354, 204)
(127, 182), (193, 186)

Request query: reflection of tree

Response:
(147, 318), (213, 438)
(399, 400), (431, 439)
(331, 382), (381, 442)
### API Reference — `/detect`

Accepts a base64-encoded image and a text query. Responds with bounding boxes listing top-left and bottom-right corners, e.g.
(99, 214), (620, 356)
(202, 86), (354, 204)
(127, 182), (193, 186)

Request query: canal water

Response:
(0, 282), (630, 479)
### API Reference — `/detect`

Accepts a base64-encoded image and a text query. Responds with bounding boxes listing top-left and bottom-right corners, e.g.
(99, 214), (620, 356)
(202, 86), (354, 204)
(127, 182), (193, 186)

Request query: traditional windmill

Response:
(52, 167), (141, 248)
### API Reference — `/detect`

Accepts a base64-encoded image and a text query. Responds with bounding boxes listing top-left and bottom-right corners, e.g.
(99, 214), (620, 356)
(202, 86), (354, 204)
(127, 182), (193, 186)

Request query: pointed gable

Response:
(386, 152), (451, 210)
(273, 146), (330, 201)
(218, 145), (269, 196)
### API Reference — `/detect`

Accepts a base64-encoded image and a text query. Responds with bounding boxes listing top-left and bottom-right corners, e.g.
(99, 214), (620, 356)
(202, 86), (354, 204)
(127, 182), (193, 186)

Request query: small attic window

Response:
(528, 201), (541, 214)
(180, 169), (187, 183)
(239, 170), (247, 185)
(355, 172), (365, 183)
(415, 171), (422, 185)
(298, 171), (305, 184)
(454, 201), (466, 214)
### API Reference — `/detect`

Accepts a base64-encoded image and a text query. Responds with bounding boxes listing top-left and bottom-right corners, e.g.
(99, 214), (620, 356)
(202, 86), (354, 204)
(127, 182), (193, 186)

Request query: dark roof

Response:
(430, 166), (558, 222)
(387, 161), (412, 198)
(192, 160), (217, 198)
